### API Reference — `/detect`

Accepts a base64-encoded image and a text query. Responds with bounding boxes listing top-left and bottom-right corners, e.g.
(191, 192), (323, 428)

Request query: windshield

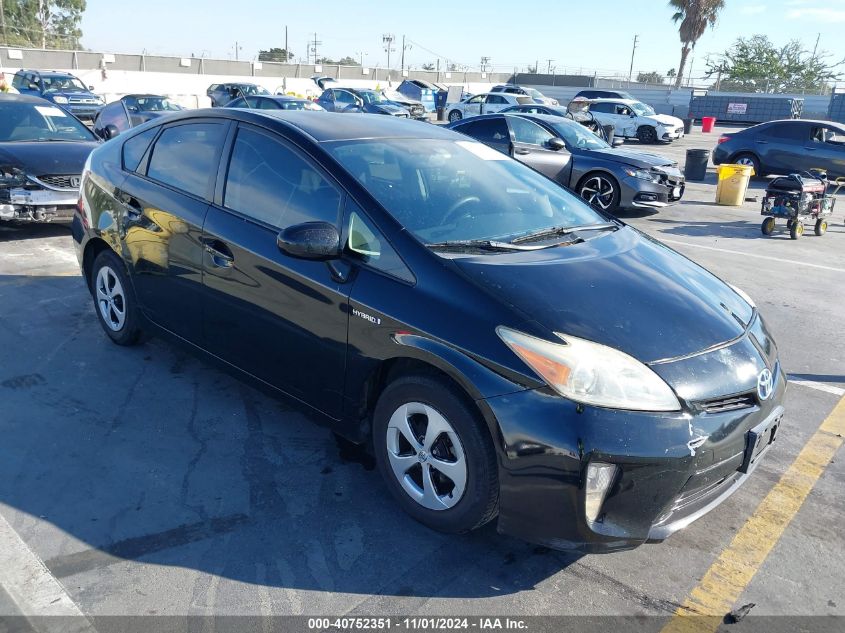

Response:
(359, 90), (386, 104)
(327, 138), (605, 245)
(631, 101), (655, 116)
(382, 89), (405, 101)
(547, 120), (609, 150)
(526, 88), (544, 99)
(0, 102), (96, 142)
(131, 96), (182, 111)
(41, 75), (87, 93)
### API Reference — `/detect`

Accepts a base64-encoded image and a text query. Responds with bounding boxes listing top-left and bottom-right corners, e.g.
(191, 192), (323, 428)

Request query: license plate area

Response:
(740, 411), (782, 474)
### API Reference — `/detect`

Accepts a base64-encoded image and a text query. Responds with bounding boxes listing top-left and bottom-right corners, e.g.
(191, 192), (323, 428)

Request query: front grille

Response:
(36, 175), (80, 190)
(68, 97), (98, 104)
(700, 392), (757, 414)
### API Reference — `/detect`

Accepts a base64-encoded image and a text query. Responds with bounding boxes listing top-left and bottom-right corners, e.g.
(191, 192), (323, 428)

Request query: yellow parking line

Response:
(661, 395), (845, 633)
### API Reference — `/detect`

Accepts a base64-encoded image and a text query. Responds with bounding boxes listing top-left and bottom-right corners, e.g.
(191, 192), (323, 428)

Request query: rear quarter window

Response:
(146, 122), (226, 198)
(122, 127), (159, 172)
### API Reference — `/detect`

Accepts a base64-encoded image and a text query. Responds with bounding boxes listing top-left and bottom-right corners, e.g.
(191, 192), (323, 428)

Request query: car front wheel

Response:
(579, 173), (621, 213)
(91, 250), (144, 346)
(373, 374), (498, 533)
(637, 126), (658, 144)
(448, 110), (462, 123)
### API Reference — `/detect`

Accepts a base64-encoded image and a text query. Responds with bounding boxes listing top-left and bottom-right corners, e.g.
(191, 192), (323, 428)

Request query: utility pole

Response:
(627, 34), (638, 86)
(547, 59), (554, 74)
(284, 25), (288, 62)
(808, 32), (821, 94)
(400, 35), (411, 72)
(383, 33), (395, 81)
(234, 41), (242, 61)
(309, 33), (322, 65)
(356, 51), (367, 66)
(480, 56), (491, 73)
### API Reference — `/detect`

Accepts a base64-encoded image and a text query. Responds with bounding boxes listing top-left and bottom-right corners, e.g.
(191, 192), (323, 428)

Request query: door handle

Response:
(202, 239), (234, 268)
(514, 148), (530, 155)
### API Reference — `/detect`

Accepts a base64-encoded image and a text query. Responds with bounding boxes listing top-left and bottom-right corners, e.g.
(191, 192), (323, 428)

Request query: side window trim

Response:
(215, 122), (343, 230)
(139, 118), (232, 202)
(122, 125), (163, 172)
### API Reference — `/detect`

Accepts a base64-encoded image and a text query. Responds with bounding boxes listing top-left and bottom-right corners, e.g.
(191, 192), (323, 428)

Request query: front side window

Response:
(335, 91), (357, 105)
(327, 138), (605, 246)
(146, 122), (226, 198)
(630, 102), (655, 116)
(224, 127), (341, 228)
(507, 117), (555, 146)
(547, 120), (608, 150)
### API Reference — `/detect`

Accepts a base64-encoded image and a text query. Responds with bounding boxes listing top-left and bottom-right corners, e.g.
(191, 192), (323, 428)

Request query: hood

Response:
(453, 227), (753, 363)
(646, 113), (683, 127)
(367, 103), (408, 116)
(0, 141), (99, 176)
(586, 147), (675, 169)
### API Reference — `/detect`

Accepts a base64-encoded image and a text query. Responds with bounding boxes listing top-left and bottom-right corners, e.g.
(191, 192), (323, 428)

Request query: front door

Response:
(119, 119), (229, 341)
(201, 123), (350, 418)
(506, 116), (573, 184)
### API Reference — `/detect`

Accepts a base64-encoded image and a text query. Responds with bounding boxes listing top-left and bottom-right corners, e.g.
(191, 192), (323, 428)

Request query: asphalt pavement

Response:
(0, 125), (843, 630)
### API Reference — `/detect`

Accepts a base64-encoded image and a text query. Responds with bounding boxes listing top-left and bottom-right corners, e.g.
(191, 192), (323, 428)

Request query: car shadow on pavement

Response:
(0, 273), (582, 601)
(645, 218), (765, 240)
(0, 222), (71, 242)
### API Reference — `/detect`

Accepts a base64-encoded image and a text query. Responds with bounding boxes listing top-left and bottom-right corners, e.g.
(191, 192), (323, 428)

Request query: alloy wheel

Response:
(736, 157), (755, 167)
(96, 266), (126, 332)
(385, 402), (467, 511)
(580, 176), (616, 211)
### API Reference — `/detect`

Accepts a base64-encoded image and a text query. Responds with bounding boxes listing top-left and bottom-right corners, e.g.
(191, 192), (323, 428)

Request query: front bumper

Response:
(481, 359), (786, 553)
(0, 187), (78, 222)
(660, 126), (685, 141)
(620, 175), (685, 209)
(64, 104), (102, 120)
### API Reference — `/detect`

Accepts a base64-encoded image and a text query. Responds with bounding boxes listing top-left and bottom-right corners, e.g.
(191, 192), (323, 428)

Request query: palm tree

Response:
(669, 0), (725, 88)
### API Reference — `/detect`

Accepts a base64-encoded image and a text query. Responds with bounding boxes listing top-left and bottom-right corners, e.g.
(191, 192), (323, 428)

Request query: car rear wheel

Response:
(91, 250), (144, 346)
(372, 374), (498, 533)
(733, 153), (762, 178)
(636, 126), (658, 144)
(579, 173), (621, 213)
(448, 110), (462, 123)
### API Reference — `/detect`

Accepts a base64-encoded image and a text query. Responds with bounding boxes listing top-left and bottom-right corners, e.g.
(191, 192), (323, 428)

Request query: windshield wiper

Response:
(426, 239), (559, 252)
(510, 222), (618, 245)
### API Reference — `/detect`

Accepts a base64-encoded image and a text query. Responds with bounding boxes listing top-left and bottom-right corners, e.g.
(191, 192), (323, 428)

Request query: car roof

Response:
(122, 94), (168, 99)
(158, 108), (457, 143)
(588, 98), (639, 104)
(0, 93), (55, 104)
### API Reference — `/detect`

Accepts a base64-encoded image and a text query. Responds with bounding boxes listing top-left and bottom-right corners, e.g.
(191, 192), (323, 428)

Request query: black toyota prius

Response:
(72, 110), (786, 552)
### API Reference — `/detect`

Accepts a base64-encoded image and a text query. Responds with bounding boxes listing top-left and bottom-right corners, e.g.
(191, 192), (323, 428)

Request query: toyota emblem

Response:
(757, 368), (774, 401)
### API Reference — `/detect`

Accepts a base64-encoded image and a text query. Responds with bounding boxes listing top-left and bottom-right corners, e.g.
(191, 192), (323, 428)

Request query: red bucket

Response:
(701, 116), (716, 133)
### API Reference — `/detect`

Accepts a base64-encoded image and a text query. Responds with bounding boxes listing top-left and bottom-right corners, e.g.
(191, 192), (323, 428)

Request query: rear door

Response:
(200, 123), (350, 417)
(506, 116), (573, 184)
(757, 122), (811, 174)
(117, 119), (229, 341)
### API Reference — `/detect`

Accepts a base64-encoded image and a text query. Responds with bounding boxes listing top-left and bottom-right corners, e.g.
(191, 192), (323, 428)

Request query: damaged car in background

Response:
(0, 94), (99, 223)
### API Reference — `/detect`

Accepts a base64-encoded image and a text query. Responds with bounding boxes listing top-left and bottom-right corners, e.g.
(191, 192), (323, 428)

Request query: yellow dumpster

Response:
(715, 164), (754, 206)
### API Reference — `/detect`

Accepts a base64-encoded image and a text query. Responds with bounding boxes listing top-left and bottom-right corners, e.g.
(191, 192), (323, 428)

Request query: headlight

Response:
(624, 167), (661, 183)
(51, 96), (69, 104)
(497, 327), (681, 411)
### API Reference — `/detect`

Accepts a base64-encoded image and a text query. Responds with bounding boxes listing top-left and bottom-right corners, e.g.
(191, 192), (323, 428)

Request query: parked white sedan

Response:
(587, 98), (685, 144)
(446, 92), (534, 123)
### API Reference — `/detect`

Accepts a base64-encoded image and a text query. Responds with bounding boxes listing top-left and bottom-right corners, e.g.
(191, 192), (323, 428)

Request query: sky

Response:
(80, 0), (845, 79)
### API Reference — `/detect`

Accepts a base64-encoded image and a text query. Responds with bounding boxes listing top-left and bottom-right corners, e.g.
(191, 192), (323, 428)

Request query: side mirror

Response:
(277, 221), (340, 261)
(29, 83), (39, 90)
(88, 85), (95, 91)
(547, 137), (566, 151)
(612, 137), (625, 147)
(104, 124), (120, 140)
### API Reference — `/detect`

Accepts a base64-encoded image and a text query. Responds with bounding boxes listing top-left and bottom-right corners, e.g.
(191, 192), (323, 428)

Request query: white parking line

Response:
(0, 510), (95, 631)
(788, 376), (845, 397)
(659, 238), (845, 274)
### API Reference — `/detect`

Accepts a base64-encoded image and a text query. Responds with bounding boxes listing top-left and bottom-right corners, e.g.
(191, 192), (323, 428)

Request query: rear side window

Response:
(590, 102), (613, 113)
(761, 124), (808, 141)
(486, 95), (507, 105)
(224, 127), (341, 228)
(459, 118), (511, 153)
(146, 122), (226, 198)
(122, 127), (159, 172)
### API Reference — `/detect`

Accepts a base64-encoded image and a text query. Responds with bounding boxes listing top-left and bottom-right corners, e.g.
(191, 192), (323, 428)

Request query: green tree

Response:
(336, 56), (359, 66)
(667, 68), (677, 79)
(421, 62), (435, 70)
(637, 71), (664, 84)
(0, 0), (85, 49)
(669, 0), (725, 88)
(706, 35), (843, 93)
(258, 47), (293, 63)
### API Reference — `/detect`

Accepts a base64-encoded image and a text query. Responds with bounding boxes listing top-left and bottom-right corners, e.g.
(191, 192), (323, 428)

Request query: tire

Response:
(733, 153), (762, 178)
(372, 374), (499, 534)
(790, 221), (804, 240)
(578, 172), (621, 213)
(636, 126), (658, 144)
(90, 249), (144, 346)
(448, 109), (462, 123)
(761, 217), (776, 235)
(815, 219), (828, 236)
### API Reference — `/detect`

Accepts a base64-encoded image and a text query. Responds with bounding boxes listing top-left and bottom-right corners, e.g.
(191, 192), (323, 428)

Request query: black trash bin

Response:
(684, 148), (710, 181)
(436, 107), (446, 122)
(683, 118), (694, 135)
(601, 124), (615, 145)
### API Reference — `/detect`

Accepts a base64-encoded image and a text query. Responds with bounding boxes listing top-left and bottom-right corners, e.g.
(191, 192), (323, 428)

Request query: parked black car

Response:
(573, 89), (635, 100)
(712, 119), (845, 178)
(207, 83), (271, 107)
(72, 109), (784, 553)
(315, 88), (410, 117)
(93, 94), (184, 138)
(0, 94), (99, 223)
(225, 95), (324, 111)
(450, 113), (684, 212)
(12, 69), (104, 120)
